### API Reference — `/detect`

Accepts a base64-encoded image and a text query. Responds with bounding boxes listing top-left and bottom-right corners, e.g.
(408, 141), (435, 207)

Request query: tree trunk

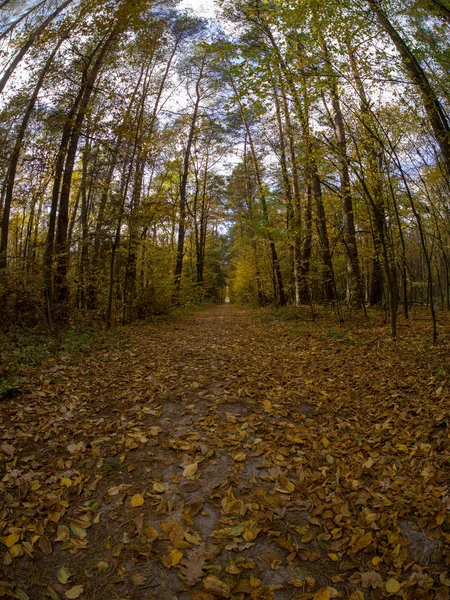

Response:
(54, 29), (118, 316)
(0, 0), (47, 43)
(228, 65), (286, 306)
(320, 38), (362, 308)
(0, 0), (73, 94)
(367, 0), (450, 176)
(0, 38), (63, 269)
(173, 54), (206, 303)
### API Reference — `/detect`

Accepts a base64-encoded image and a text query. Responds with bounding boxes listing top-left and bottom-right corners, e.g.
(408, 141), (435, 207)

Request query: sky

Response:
(178, 0), (218, 19)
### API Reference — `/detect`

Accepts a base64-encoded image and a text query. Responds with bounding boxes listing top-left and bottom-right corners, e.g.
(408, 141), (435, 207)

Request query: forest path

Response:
(1, 305), (450, 599)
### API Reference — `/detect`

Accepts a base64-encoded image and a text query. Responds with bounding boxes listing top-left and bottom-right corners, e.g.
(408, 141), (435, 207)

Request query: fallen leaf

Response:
(57, 567), (72, 584)
(131, 494), (145, 507)
(183, 463), (199, 479)
(5, 533), (20, 548)
(314, 589), (331, 600)
(162, 548), (183, 568)
(360, 571), (383, 589)
(204, 575), (231, 597)
(65, 586), (84, 599)
(233, 452), (247, 462)
(386, 579), (401, 593)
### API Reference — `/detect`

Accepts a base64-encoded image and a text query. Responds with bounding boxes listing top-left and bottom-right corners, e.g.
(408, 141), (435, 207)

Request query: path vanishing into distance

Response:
(1, 305), (450, 599)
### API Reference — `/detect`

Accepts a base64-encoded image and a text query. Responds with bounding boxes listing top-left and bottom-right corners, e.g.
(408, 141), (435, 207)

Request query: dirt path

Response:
(1, 305), (449, 599)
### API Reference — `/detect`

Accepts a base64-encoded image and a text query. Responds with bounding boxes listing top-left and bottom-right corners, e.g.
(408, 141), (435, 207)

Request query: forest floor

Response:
(1, 304), (450, 600)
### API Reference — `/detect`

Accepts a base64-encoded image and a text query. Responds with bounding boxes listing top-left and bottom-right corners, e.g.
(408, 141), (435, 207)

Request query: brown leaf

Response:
(178, 551), (206, 586)
(360, 571), (383, 589)
(203, 575), (231, 597)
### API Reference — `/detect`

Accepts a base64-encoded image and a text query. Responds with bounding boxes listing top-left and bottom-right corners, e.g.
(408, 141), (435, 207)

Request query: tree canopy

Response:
(0, 0), (448, 340)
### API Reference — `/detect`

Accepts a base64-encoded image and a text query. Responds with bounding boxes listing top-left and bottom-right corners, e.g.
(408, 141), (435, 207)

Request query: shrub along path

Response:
(0, 304), (449, 600)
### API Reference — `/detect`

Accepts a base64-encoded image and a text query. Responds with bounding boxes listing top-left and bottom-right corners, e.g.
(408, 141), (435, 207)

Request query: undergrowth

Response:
(0, 325), (123, 401)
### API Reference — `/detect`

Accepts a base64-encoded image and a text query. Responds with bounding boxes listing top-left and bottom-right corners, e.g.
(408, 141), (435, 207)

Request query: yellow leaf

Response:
(233, 452), (247, 462)
(152, 482), (165, 493)
(162, 548), (183, 568)
(10, 543), (22, 557)
(372, 556), (383, 565)
(353, 531), (372, 552)
(183, 463), (198, 479)
(184, 532), (201, 545)
(346, 591), (364, 600)
(61, 478), (72, 488)
(144, 525), (159, 541)
(31, 481), (41, 491)
(328, 553), (339, 561)
(131, 494), (145, 507)
(314, 588), (331, 600)
(437, 512), (445, 525)
(263, 399), (273, 413)
(386, 579), (401, 593)
(65, 586), (84, 599)
(5, 533), (20, 548)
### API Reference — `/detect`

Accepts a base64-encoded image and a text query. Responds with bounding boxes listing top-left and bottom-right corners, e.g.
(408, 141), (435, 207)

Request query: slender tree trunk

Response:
(367, 0), (450, 176)
(43, 65), (87, 319)
(173, 54), (206, 303)
(311, 165), (334, 303)
(347, 41), (395, 315)
(386, 164), (409, 318)
(276, 68), (309, 304)
(0, 0), (73, 94)
(243, 137), (264, 306)
(89, 64), (147, 309)
(228, 65), (286, 306)
(0, 39), (63, 269)
(271, 70), (295, 302)
(54, 29), (118, 315)
(0, 0), (47, 43)
(320, 38), (362, 308)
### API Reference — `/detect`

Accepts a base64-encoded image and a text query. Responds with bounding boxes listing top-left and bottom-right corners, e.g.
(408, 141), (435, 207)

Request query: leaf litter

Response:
(0, 305), (449, 599)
